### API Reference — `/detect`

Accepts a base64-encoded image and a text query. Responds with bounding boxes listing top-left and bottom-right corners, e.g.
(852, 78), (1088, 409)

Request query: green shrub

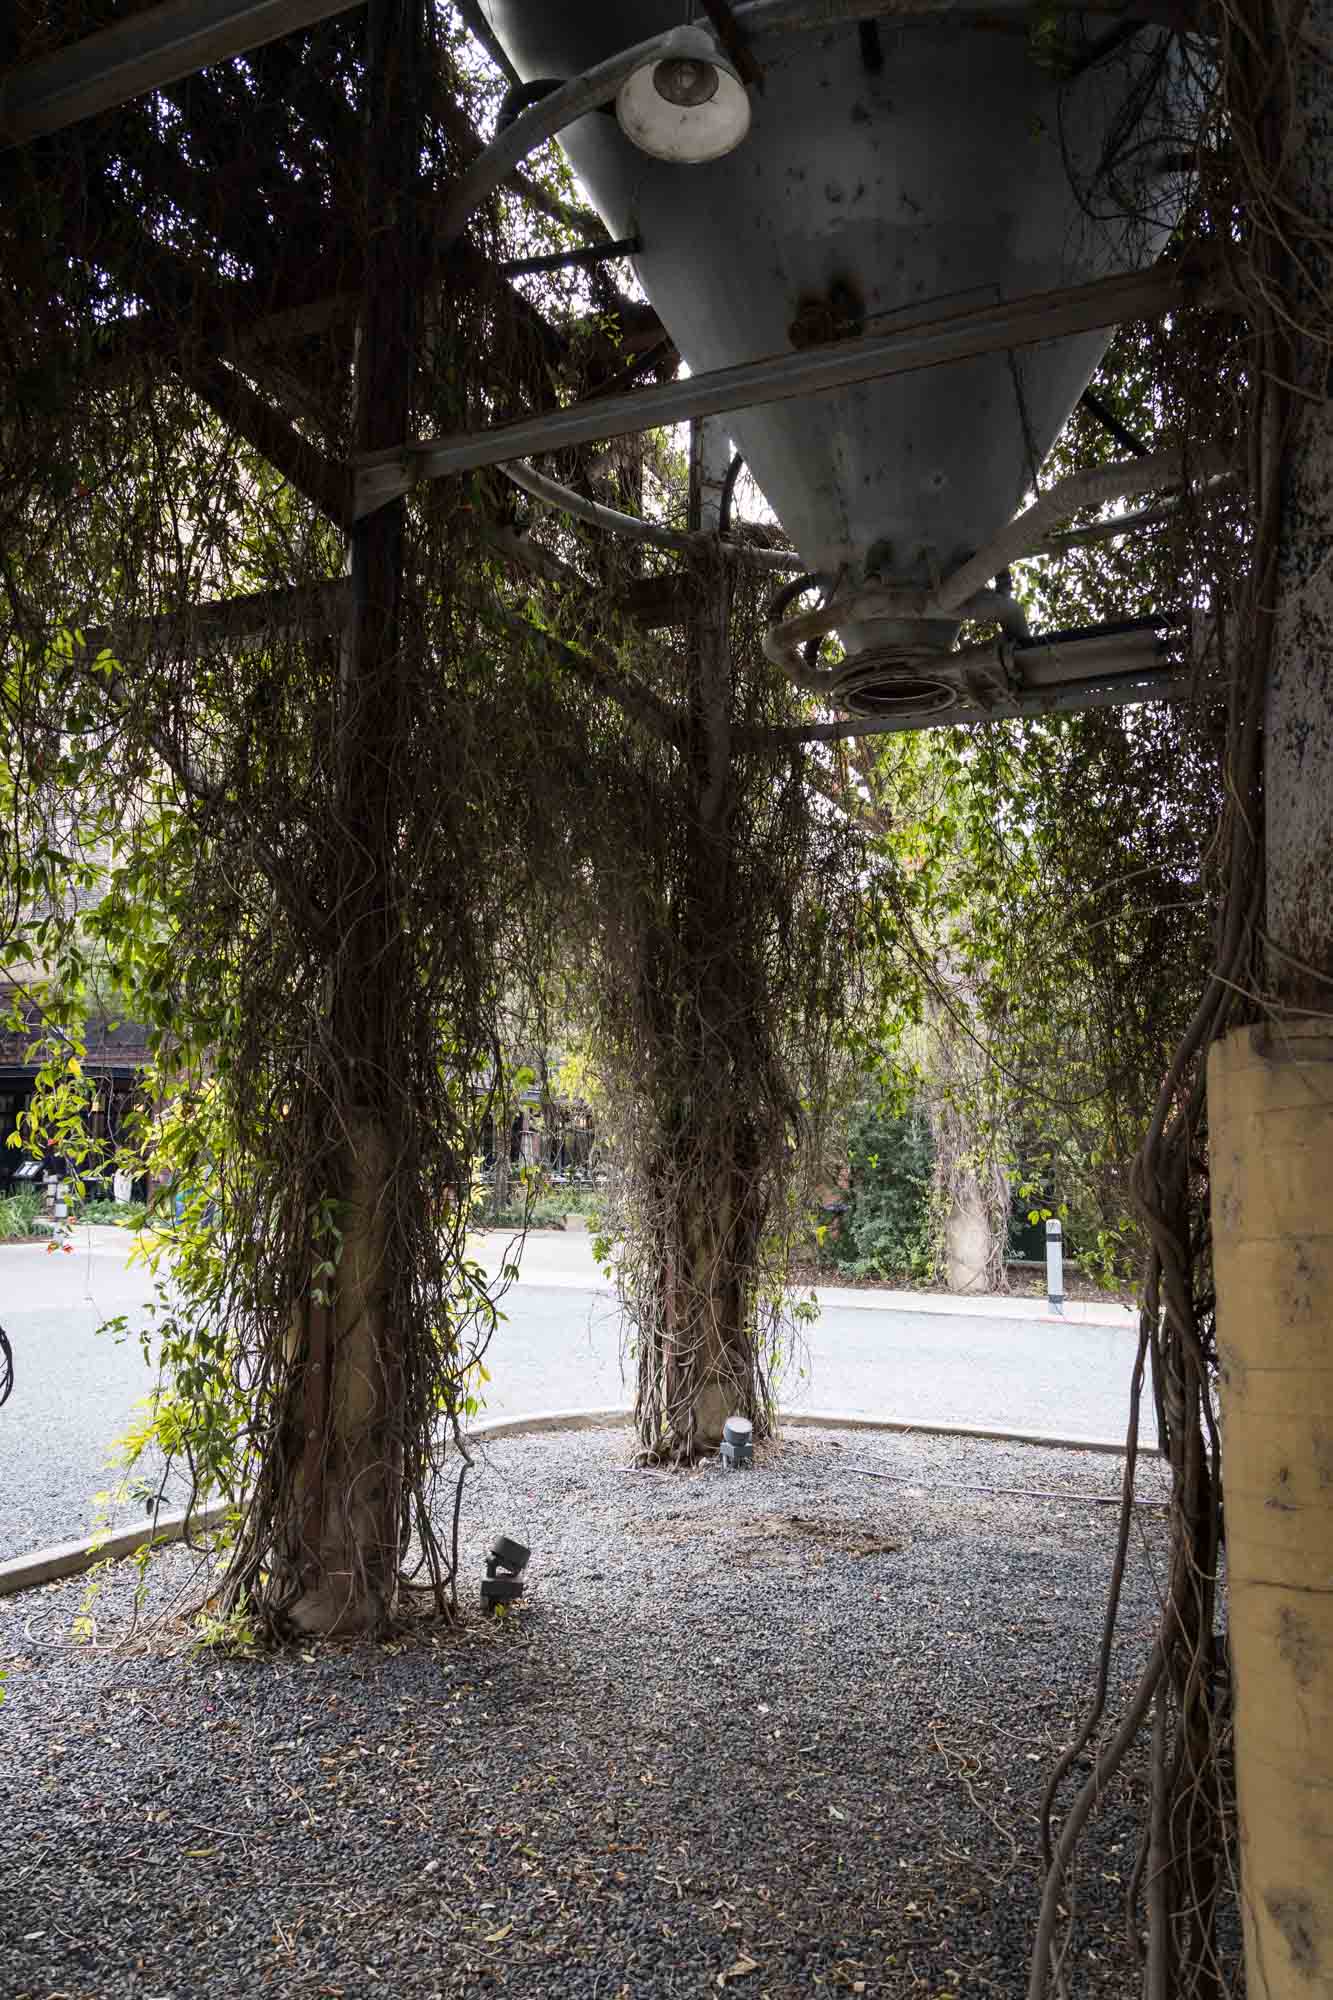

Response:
(824, 1100), (934, 1280)
(486, 1192), (598, 1231)
(0, 1190), (46, 1239)
(74, 1198), (148, 1227)
(481, 1174), (600, 1229)
(554, 1189), (601, 1215)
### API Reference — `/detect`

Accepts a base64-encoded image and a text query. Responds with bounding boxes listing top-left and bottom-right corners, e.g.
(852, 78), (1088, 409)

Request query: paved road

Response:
(0, 1238), (188, 1561)
(0, 1229), (1150, 1561)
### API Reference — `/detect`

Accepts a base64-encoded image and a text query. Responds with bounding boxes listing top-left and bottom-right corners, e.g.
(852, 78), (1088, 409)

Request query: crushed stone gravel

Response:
(1, 1424), (1225, 1998)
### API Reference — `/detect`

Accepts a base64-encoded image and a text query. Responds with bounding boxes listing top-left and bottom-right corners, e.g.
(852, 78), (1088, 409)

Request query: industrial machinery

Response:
(0, 1), (1216, 726)
(480, 1), (1201, 722)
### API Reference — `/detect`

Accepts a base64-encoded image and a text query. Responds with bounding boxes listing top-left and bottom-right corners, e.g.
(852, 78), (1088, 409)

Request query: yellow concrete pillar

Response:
(1208, 1020), (1333, 1995)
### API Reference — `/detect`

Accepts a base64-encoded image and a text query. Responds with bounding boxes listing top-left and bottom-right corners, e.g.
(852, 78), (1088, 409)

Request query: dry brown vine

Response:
(1028, 1), (1331, 1990)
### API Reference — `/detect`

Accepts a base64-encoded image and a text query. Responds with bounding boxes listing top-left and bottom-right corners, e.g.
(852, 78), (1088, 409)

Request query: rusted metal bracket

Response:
(697, 0), (766, 91)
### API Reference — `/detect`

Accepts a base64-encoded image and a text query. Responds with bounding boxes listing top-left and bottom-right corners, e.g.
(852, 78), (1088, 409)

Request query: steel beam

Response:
(897, 669), (1197, 730)
(356, 264), (1205, 515)
(0, 0), (363, 149)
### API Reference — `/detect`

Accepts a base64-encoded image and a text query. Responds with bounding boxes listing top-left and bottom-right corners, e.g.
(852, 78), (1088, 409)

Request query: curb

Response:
(470, 1269), (1135, 1329)
(0, 1406), (1152, 1600)
(464, 1405), (631, 1443)
(778, 1408), (1155, 1457)
(0, 1498), (233, 1598)
(463, 1405), (1154, 1460)
(803, 1286), (1135, 1329)
(6, 1230), (1138, 1326)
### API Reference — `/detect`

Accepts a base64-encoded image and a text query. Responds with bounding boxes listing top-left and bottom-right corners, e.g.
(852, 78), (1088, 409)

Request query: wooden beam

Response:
(0, 0), (363, 148)
(73, 580), (349, 660)
(188, 357), (354, 527)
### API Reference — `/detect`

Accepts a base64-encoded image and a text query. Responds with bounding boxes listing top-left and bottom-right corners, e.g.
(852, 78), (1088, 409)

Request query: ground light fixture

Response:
(481, 1532), (530, 1612)
(615, 25), (751, 164)
(720, 1414), (753, 1470)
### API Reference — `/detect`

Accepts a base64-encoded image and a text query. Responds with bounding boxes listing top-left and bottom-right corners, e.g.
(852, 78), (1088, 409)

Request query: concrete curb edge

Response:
(0, 1405), (1151, 1599)
(0, 1499), (234, 1600)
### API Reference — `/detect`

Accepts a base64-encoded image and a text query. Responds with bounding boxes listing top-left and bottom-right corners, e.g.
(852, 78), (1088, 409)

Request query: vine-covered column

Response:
(283, 0), (423, 1634)
(1208, 0), (1333, 1986)
(637, 420), (766, 1457)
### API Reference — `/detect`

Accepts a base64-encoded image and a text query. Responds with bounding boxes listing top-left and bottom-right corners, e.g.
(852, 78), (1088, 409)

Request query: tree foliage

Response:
(826, 1096), (934, 1282)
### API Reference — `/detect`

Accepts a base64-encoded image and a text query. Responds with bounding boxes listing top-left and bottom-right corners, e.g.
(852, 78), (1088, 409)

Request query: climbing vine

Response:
(0, 1), (679, 1630)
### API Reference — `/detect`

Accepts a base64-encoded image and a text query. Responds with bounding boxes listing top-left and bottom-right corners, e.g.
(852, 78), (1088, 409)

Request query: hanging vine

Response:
(0, 2), (676, 1631)
(1028, 0), (1332, 1990)
(529, 512), (896, 1460)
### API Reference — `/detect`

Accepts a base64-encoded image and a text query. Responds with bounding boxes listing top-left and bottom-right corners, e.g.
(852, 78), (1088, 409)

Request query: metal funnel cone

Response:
(489, 5), (1183, 683)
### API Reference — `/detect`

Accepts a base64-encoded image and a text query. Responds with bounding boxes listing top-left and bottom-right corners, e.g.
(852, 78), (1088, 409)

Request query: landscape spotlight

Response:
(720, 1414), (753, 1470)
(616, 26), (751, 164)
(481, 1532), (530, 1612)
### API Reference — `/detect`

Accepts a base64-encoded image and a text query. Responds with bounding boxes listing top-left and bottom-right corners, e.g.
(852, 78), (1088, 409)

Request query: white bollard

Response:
(1045, 1217), (1064, 1316)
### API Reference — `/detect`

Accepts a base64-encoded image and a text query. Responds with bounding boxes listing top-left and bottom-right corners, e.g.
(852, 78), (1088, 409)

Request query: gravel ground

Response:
(0, 1425), (1209, 2000)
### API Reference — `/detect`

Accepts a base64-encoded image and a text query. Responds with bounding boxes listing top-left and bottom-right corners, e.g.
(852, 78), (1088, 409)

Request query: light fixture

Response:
(720, 1414), (753, 1470)
(616, 26), (751, 165)
(481, 1532), (530, 1612)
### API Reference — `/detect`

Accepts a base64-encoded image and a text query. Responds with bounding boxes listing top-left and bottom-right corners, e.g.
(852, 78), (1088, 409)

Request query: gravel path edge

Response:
(0, 1400), (1148, 1597)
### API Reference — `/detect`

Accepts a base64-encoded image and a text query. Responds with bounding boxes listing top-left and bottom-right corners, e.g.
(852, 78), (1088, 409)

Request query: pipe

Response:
(1079, 386), (1149, 458)
(437, 21), (733, 250)
(717, 451), (745, 540)
(1023, 469), (1239, 558)
(761, 577), (1019, 686)
(1009, 621), (1172, 687)
(929, 447), (1234, 616)
(991, 590), (1032, 645)
(502, 461), (801, 572)
(768, 662), (1196, 741)
(758, 616), (1181, 728)
(765, 572), (826, 623)
(494, 79), (566, 135)
(1035, 498), (1181, 555)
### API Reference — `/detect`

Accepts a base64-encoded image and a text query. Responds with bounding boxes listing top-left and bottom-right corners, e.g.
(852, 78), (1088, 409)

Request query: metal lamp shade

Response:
(616, 26), (752, 162)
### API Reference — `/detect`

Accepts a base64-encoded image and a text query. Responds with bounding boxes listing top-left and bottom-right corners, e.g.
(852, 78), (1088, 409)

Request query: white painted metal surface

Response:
(487, 2), (1185, 680)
